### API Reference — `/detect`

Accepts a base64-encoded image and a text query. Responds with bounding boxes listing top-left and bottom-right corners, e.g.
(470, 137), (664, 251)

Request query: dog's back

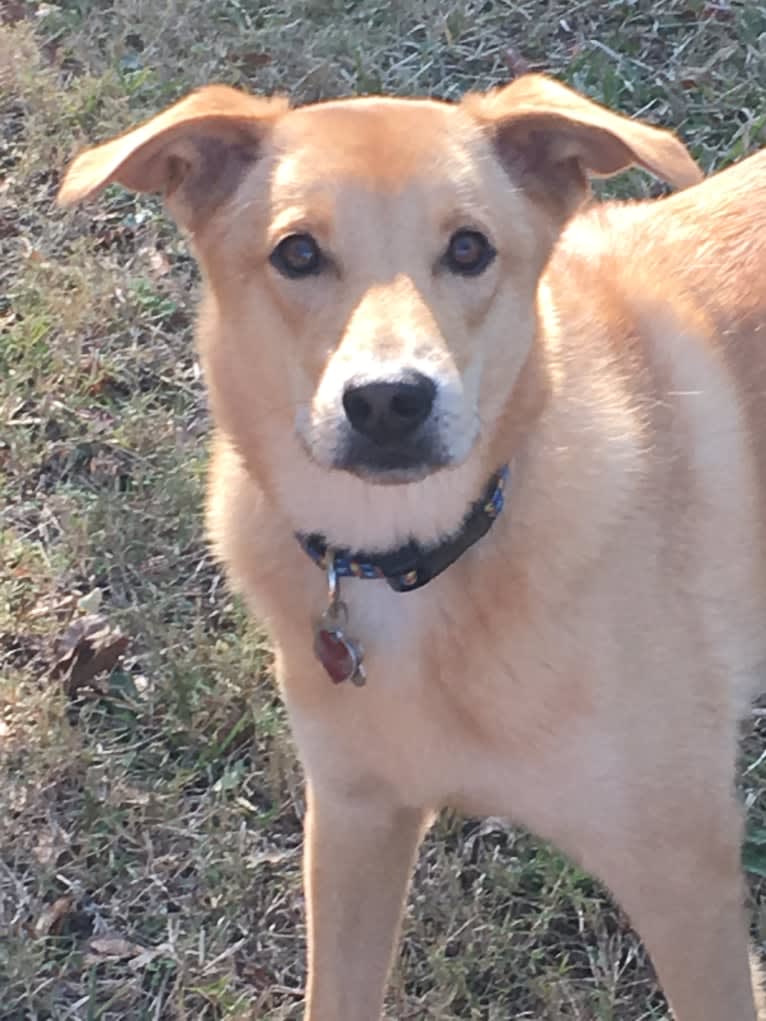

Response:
(544, 150), (766, 705)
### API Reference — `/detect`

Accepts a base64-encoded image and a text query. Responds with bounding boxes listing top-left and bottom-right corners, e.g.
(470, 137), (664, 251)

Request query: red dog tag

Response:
(313, 596), (366, 686)
(313, 562), (367, 687)
(314, 626), (361, 684)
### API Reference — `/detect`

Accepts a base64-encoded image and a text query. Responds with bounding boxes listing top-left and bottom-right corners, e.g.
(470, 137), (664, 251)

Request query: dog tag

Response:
(314, 623), (363, 684)
(314, 558), (367, 686)
(313, 596), (366, 687)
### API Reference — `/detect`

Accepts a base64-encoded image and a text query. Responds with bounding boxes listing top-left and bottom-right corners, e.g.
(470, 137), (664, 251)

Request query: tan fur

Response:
(60, 74), (766, 1019)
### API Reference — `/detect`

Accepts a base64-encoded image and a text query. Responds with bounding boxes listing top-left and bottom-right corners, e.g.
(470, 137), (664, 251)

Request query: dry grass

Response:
(3, 1), (766, 1018)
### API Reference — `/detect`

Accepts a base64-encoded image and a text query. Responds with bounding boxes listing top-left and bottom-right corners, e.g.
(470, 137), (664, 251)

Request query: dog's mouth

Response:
(299, 435), (449, 485)
(334, 432), (450, 485)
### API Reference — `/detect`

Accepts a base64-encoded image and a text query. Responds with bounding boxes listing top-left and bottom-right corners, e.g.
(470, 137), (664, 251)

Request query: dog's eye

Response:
(270, 233), (322, 278)
(444, 230), (496, 276)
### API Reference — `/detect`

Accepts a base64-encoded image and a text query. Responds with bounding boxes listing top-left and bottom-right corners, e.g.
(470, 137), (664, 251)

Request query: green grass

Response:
(2, 1), (766, 1018)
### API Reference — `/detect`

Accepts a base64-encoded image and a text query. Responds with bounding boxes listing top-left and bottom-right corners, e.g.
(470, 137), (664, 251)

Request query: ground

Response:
(3, 1), (766, 1019)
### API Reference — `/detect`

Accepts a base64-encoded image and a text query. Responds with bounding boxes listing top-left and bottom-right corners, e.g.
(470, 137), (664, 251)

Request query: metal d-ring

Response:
(326, 554), (339, 606)
(324, 554), (348, 628)
(313, 553), (365, 686)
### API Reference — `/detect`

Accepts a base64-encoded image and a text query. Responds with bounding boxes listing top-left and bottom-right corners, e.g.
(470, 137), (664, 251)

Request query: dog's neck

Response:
(296, 464), (510, 593)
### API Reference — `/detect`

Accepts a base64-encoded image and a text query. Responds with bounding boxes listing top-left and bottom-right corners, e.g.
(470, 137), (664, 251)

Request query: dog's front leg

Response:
(302, 780), (430, 1021)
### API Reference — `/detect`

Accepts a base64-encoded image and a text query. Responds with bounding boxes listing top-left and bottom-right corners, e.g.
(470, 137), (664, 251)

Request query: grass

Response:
(2, 0), (766, 1018)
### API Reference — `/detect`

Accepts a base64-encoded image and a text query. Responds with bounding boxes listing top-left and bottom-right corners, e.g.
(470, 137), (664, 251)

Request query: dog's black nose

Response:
(342, 372), (436, 446)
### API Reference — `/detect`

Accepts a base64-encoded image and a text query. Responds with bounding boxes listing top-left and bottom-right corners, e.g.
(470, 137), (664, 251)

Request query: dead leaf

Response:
(33, 823), (69, 866)
(0, 1), (28, 25)
(85, 372), (119, 397)
(128, 943), (172, 970)
(89, 936), (142, 959)
(34, 896), (73, 937)
(1, 630), (44, 670)
(77, 589), (103, 614)
(703, 2), (734, 19)
(147, 246), (171, 277)
(0, 211), (19, 239)
(502, 47), (530, 80)
(237, 957), (274, 990)
(234, 49), (272, 74)
(27, 592), (77, 620)
(50, 614), (129, 696)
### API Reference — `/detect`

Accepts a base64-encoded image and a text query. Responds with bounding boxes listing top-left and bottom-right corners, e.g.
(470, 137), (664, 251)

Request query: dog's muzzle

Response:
(337, 370), (446, 479)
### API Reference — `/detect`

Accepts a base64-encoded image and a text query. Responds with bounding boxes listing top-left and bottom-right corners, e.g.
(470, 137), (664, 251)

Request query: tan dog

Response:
(59, 74), (766, 1019)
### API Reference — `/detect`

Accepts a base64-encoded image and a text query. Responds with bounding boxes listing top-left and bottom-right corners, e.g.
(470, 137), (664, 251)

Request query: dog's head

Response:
(60, 76), (700, 546)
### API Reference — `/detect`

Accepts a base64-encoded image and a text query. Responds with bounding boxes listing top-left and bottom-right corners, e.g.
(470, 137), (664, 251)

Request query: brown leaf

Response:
(502, 47), (530, 80)
(128, 943), (172, 970)
(34, 896), (73, 937)
(1, 630), (44, 670)
(0, 1), (28, 25)
(27, 593), (78, 620)
(85, 373), (119, 397)
(0, 211), (19, 239)
(89, 936), (142, 959)
(33, 823), (69, 866)
(147, 246), (171, 277)
(50, 614), (129, 696)
(237, 958), (275, 991)
(234, 49), (272, 73)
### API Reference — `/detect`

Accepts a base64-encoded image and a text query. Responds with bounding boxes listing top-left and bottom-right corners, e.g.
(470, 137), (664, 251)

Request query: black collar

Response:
(296, 465), (509, 593)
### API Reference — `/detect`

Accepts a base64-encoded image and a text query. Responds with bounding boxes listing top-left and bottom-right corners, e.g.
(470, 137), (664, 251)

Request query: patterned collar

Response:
(296, 465), (509, 593)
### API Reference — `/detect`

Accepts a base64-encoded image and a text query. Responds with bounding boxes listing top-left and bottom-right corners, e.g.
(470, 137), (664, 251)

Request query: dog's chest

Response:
(277, 572), (595, 817)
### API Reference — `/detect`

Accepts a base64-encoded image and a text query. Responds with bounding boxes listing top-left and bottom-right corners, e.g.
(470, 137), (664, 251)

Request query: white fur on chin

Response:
(273, 437), (491, 552)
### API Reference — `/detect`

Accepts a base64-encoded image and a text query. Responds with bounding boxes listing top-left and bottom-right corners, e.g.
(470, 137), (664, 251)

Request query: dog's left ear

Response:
(464, 74), (702, 221)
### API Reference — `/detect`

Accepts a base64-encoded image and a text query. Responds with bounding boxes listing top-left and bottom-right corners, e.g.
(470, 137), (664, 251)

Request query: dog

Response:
(59, 73), (766, 1019)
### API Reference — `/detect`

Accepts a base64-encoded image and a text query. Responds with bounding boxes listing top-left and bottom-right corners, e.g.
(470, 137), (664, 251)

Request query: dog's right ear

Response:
(58, 86), (288, 232)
